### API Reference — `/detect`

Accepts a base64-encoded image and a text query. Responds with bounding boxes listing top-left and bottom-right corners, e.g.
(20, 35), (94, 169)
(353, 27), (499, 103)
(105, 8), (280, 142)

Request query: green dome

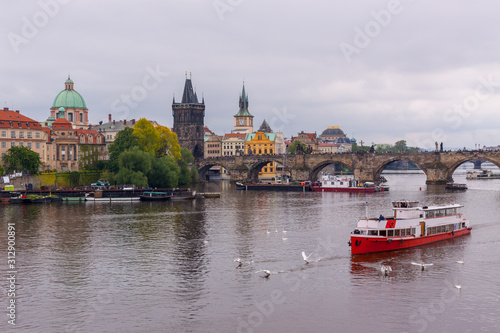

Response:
(52, 89), (87, 109)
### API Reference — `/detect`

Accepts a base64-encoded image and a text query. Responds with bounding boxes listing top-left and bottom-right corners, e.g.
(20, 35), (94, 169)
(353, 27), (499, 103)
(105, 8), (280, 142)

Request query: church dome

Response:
(321, 126), (345, 136)
(51, 77), (87, 109)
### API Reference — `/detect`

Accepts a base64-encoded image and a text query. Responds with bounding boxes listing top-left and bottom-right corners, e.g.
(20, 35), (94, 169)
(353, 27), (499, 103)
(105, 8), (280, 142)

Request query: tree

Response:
(394, 140), (408, 153)
(118, 146), (153, 175)
(148, 156), (179, 188)
(288, 140), (307, 154)
(115, 169), (148, 188)
(2, 146), (42, 174)
(157, 126), (181, 160)
(0, 164), (4, 176)
(133, 118), (161, 155)
(108, 127), (139, 172)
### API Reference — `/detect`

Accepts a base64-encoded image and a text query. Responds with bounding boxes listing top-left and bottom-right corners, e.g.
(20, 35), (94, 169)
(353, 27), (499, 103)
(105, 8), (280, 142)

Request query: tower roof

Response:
(180, 78), (201, 104)
(234, 82), (253, 117)
(52, 76), (87, 109)
(258, 119), (272, 133)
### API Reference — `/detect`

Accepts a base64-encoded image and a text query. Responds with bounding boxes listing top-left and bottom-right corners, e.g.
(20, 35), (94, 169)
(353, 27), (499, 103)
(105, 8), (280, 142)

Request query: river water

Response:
(1, 171), (500, 333)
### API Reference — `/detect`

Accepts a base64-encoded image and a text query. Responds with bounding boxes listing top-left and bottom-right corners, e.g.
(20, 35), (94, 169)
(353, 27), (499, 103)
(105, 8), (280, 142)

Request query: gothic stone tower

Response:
(172, 75), (205, 159)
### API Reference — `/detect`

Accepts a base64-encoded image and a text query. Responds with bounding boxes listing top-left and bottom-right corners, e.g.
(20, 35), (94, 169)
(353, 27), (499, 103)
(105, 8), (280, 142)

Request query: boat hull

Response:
(350, 227), (471, 254)
(311, 186), (376, 193)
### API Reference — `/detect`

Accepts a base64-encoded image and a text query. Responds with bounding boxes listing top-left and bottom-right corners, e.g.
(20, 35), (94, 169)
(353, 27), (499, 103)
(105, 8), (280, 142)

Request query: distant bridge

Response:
(195, 151), (500, 185)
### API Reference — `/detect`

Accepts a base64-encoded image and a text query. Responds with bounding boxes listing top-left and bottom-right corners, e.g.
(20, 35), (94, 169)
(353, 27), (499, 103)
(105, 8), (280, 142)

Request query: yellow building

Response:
(245, 131), (276, 180)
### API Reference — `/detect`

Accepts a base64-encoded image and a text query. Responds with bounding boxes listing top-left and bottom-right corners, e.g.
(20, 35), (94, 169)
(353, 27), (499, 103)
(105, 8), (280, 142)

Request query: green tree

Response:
(190, 166), (199, 183)
(115, 169), (148, 188)
(68, 171), (80, 187)
(108, 127), (139, 172)
(180, 147), (194, 164)
(288, 140), (308, 154)
(157, 126), (181, 160)
(2, 146), (42, 174)
(0, 164), (4, 176)
(393, 140), (408, 153)
(119, 146), (153, 174)
(148, 156), (179, 188)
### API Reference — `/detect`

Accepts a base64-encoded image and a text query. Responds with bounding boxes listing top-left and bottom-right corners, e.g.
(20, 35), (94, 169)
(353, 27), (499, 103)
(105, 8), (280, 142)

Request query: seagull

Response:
(282, 236), (288, 241)
(455, 284), (462, 290)
(381, 265), (392, 276)
(411, 262), (434, 271)
(256, 269), (271, 278)
(302, 251), (313, 264)
(234, 258), (243, 268)
(275, 228), (278, 233)
(456, 260), (465, 264)
(266, 230), (271, 235)
(282, 228), (287, 234)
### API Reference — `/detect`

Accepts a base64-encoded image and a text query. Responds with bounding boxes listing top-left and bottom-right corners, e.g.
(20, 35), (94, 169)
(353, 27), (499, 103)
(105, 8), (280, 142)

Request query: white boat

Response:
(466, 170), (500, 179)
(350, 200), (471, 254)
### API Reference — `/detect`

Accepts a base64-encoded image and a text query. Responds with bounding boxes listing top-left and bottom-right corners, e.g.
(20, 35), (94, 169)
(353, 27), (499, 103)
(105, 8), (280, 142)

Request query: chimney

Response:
(113, 120), (115, 125)
(132, 119), (135, 125)
(108, 114), (112, 122)
(3, 107), (8, 111)
(123, 119), (126, 125)
(16, 110), (20, 113)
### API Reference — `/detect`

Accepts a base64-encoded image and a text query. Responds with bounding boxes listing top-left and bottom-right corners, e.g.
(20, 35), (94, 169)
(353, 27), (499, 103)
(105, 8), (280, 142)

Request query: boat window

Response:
(387, 230), (394, 237)
(368, 230), (378, 236)
(379, 230), (386, 236)
(360, 230), (367, 235)
(411, 228), (416, 235)
(394, 229), (400, 236)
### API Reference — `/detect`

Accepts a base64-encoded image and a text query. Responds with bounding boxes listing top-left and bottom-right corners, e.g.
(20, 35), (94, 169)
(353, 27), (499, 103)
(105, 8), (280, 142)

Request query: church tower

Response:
(233, 83), (254, 133)
(172, 74), (205, 159)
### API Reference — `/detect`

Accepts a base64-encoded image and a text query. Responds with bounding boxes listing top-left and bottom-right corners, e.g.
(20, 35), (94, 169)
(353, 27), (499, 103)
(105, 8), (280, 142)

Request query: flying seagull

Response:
(302, 251), (313, 264)
(456, 260), (464, 264)
(411, 262), (434, 271)
(256, 269), (271, 278)
(380, 265), (392, 276)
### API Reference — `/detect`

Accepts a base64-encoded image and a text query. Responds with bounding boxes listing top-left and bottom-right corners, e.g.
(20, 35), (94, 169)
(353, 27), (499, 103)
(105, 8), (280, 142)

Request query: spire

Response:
(180, 76), (199, 104)
(258, 119), (272, 133)
(235, 81), (252, 117)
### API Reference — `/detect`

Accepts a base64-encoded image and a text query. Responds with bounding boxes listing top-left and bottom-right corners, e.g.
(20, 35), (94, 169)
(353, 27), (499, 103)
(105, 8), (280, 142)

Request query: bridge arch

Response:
(197, 161), (232, 180)
(446, 156), (500, 180)
(309, 160), (354, 181)
(373, 157), (427, 181)
(247, 157), (285, 182)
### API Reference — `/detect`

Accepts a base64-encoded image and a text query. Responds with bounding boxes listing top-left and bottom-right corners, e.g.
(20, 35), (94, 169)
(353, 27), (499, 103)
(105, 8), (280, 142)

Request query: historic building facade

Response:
(222, 133), (246, 156)
(245, 128), (277, 179)
(233, 83), (254, 133)
(50, 76), (89, 129)
(172, 75), (205, 159)
(291, 131), (319, 153)
(0, 107), (50, 168)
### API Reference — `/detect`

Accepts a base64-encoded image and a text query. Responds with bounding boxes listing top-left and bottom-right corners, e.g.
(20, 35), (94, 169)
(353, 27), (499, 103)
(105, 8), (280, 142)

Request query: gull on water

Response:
(380, 265), (392, 276)
(234, 258), (243, 268)
(411, 262), (434, 271)
(302, 251), (313, 264)
(282, 228), (287, 234)
(256, 269), (271, 278)
(456, 260), (465, 264)
(455, 284), (462, 290)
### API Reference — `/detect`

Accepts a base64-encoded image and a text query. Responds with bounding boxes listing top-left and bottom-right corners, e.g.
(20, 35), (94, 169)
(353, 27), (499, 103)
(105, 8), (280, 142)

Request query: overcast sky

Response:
(2, 0), (500, 149)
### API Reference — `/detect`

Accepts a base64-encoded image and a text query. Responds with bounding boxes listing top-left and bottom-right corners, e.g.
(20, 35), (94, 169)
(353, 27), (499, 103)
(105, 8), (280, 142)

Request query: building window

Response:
(80, 113), (83, 122)
(1, 142), (5, 148)
(1, 131), (6, 137)
(27, 132), (32, 138)
(36, 132), (40, 138)
(68, 113), (73, 122)
(36, 143), (40, 149)
(11, 142), (15, 147)
(27, 142), (32, 148)
(11, 131), (15, 138)
(19, 131), (24, 138)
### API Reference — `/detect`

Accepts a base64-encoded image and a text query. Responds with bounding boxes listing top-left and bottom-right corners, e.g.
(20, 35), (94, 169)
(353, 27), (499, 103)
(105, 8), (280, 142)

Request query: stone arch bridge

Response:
(196, 151), (500, 185)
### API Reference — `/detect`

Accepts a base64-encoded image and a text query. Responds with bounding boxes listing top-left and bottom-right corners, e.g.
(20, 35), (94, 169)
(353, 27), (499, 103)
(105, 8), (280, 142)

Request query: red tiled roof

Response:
(223, 133), (246, 139)
(0, 108), (42, 129)
(52, 118), (73, 130)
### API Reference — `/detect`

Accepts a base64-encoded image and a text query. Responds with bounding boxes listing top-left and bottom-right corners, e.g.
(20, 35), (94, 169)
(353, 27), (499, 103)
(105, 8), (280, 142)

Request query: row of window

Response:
(425, 208), (458, 218)
(1, 142), (41, 149)
(248, 149), (274, 154)
(1, 130), (42, 139)
(361, 227), (417, 237)
(427, 222), (466, 235)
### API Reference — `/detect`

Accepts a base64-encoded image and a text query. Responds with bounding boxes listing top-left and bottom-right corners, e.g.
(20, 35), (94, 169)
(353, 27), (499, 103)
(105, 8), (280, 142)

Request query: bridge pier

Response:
(353, 168), (376, 183)
(423, 160), (453, 185)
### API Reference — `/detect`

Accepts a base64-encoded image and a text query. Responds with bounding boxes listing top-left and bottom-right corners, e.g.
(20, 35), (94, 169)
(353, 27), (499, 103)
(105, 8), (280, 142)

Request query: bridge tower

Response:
(172, 74), (205, 159)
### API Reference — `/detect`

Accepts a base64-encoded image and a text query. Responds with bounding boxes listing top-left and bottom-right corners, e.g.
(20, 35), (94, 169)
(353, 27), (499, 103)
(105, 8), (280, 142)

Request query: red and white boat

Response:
(311, 174), (383, 193)
(350, 200), (471, 254)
